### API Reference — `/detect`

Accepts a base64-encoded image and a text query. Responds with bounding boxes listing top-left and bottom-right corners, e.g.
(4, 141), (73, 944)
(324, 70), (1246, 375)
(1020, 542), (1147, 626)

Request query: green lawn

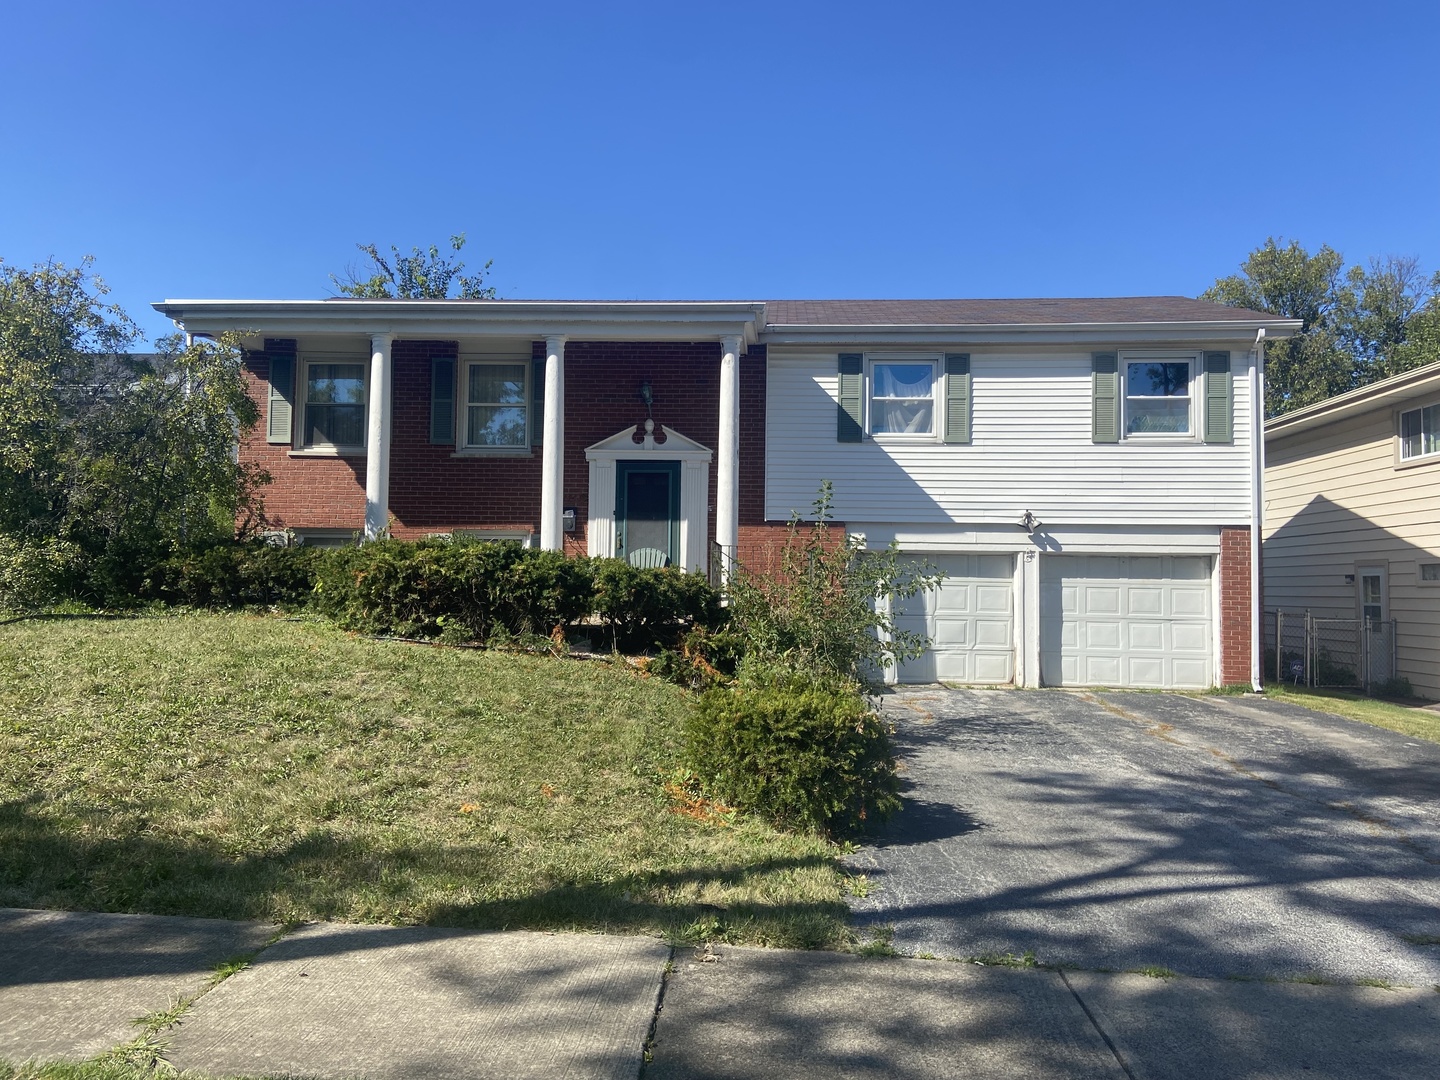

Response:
(1263, 683), (1440, 745)
(0, 613), (848, 948)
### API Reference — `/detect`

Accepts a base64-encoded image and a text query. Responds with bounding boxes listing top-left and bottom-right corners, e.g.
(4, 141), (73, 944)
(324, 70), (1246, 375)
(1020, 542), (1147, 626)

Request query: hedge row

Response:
(152, 537), (723, 651)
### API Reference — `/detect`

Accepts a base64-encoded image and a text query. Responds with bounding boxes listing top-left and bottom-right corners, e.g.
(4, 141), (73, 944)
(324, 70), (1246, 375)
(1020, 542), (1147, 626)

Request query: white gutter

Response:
(1250, 328), (1266, 692)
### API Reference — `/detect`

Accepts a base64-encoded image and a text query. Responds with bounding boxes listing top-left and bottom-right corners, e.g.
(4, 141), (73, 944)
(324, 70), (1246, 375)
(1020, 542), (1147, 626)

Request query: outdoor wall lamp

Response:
(1017, 510), (1040, 534)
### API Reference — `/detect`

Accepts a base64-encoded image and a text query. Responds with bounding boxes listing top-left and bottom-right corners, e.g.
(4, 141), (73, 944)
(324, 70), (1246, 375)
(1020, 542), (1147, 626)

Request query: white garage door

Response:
(1040, 555), (1212, 689)
(894, 554), (1014, 684)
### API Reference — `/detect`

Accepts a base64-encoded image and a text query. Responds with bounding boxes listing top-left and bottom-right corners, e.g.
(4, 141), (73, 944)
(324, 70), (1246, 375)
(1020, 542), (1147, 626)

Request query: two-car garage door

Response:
(891, 552), (1215, 689)
(1039, 555), (1213, 689)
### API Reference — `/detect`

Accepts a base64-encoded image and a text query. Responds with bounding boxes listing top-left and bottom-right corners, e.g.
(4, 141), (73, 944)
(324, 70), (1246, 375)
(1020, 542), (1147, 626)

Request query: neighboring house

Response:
(153, 296), (1297, 689)
(1264, 360), (1440, 697)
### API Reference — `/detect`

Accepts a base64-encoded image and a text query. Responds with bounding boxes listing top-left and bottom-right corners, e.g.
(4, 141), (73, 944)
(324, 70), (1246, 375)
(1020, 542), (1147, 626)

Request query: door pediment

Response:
(585, 422), (712, 461)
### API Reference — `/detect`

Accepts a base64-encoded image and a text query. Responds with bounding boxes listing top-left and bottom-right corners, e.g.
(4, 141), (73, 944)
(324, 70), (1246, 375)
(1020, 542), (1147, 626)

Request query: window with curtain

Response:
(302, 362), (367, 449)
(1400, 403), (1440, 461)
(870, 361), (936, 435)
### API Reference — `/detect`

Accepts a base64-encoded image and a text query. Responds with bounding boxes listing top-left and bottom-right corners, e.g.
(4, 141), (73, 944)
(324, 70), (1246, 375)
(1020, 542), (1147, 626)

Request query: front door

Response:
(616, 461), (680, 566)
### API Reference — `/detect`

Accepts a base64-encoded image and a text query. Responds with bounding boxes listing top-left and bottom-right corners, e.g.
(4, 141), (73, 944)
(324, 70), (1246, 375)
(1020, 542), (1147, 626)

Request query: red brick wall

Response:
(241, 341), (368, 532)
(241, 339), (776, 549)
(1219, 525), (1253, 686)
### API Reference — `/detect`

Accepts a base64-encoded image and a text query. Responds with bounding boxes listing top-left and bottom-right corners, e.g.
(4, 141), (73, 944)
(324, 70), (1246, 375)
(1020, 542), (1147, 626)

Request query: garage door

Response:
(894, 554), (1014, 684)
(1040, 555), (1212, 689)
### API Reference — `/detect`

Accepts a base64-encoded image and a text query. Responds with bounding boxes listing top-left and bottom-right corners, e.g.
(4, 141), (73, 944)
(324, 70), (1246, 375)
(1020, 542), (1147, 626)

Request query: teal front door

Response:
(616, 461), (680, 566)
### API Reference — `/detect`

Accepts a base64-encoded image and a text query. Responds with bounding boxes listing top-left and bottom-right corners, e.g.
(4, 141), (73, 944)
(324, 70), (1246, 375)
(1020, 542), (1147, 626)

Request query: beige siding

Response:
(765, 347), (1254, 526)
(1265, 406), (1440, 696)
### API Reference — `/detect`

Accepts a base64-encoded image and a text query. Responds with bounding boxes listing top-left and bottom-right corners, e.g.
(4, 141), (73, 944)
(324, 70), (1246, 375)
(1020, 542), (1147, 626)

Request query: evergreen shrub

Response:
(684, 680), (901, 835)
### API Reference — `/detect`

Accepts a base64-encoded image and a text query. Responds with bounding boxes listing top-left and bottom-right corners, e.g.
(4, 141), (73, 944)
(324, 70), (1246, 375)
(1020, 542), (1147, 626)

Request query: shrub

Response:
(0, 535), (84, 612)
(684, 681), (901, 835)
(591, 559), (725, 651)
(156, 541), (324, 610)
(311, 539), (593, 641)
(725, 482), (941, 689)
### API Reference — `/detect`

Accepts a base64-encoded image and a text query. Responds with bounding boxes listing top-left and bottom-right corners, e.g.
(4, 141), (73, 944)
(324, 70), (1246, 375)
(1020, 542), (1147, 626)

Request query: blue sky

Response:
(4, 1), (1437, 342)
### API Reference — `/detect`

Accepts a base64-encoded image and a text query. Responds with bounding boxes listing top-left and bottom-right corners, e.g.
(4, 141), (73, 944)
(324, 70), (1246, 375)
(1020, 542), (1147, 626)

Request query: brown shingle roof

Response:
(762, 296), (1282, 326)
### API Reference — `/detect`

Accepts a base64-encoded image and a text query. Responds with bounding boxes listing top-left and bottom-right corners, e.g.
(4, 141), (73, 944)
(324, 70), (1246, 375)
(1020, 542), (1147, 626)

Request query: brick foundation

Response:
(1218, 525), (1253, 686)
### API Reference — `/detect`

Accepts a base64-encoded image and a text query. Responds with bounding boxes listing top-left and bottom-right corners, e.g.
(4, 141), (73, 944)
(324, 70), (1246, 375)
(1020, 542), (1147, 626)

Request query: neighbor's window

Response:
(302, 362), (367, 449)
(870, 360), (936, 436)
(1399, 404), (1440, 461)
(1125, 360), (1193, 435)
(465, 362), (529, 448)
(1420, 562), (1440, 584)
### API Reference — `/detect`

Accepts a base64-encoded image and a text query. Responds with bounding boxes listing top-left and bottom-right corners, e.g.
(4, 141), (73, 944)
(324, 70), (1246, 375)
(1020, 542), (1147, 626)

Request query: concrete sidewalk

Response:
(3, 909), (1439, 1079)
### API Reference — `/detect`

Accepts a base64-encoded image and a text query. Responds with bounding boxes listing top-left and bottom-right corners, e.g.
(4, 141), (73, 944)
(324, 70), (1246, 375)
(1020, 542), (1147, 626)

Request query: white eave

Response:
(152, 298), (767, 346)
(1265, 358), (1440, 441)
(761, 317), (1303, 347)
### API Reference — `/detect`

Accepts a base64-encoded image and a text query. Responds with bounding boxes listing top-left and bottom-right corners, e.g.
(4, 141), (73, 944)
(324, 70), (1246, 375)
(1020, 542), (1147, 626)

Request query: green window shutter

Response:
(943, 353), (971, 444)
(837, 353), (864, 442)
(1091, 352), (1119, 444)
(430, 358), (455, 445)
(1202, 351), (1233, 444)
(266, 354), (295, 444)
(532, 357), (545, 446)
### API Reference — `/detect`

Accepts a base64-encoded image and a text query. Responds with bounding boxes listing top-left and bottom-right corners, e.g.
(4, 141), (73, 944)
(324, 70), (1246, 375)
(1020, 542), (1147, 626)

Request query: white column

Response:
(715, 335), (742, 581)
(540, 335), (567, 550)
(364, 333), (393, 541)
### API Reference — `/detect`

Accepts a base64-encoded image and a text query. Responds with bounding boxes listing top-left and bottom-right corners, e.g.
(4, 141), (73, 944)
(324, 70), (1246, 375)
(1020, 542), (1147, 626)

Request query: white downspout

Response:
(1250, 328), (1266, 691)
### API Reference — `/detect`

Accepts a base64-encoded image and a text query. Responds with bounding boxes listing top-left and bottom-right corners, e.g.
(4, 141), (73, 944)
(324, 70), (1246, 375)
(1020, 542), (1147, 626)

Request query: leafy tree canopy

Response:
(0, 257), (263, 603)
(1202, 238), (1440, 416)
(331, 233), (496, 299)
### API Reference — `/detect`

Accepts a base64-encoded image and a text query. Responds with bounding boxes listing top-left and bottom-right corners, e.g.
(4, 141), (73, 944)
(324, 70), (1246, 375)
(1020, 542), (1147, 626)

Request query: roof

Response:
(762, 296), (1284, 326)
(153, 295), (1299, 346)
(1266, 359), (1440, 440)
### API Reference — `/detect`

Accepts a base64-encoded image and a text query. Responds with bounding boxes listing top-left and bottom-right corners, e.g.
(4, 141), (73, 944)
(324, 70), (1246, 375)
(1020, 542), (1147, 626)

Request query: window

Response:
(1124, 358), (1194, 436)
(464, 361), (529, 448)
(1420, 562), (1440, 585)
(1399, 403), (1440, 461)
(301, 361), (367, 450)
(869, 360), (937, 436)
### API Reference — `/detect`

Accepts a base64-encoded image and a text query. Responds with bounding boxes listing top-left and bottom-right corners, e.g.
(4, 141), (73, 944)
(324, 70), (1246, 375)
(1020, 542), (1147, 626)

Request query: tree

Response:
(1203, 239), (1440, 416)
(0, 257), (263, 602)
(330, 233), (496, 299)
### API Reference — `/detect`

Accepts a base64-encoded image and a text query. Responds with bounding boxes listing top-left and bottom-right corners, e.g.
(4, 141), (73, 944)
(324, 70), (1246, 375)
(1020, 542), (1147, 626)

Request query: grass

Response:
(0, 613), (848, 948)
(1262, 684), (1440, 745)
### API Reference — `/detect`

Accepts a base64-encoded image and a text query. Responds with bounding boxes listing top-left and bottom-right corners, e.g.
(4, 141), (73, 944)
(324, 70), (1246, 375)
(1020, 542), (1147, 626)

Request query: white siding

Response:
(1265, 405), (1440, 696)
(765, 348), (1254, 526)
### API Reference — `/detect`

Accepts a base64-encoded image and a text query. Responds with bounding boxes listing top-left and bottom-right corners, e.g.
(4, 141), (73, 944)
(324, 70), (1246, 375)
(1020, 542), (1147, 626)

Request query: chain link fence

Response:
(1265, 610), (1398, 693)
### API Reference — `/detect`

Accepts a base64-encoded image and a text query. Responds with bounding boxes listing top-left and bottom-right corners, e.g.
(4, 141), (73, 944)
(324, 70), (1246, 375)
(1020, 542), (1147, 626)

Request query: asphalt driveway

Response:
(846, 688), (1440, 984)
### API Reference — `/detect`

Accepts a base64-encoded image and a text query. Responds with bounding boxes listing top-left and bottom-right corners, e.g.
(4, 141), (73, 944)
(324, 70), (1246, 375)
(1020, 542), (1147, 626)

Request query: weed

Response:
(843, 874), (872, 899)
(1356, 977), (1397, 989)
(854, 925), (897, 957)
(1127, 966), (1179, 979)
(969, 951), (1039, 969)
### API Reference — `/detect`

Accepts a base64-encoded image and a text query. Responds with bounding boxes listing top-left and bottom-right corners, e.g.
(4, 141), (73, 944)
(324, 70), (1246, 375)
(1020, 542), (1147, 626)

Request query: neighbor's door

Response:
(1357, 565), (1388, 628)
(615, 461), (680, 566)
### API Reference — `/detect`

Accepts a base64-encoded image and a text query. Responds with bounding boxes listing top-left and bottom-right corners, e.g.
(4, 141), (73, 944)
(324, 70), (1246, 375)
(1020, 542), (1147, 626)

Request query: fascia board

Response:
(761, 319), (1302, 348)
(1265, 359), (1440, 441)
(152, 300), (766, 345)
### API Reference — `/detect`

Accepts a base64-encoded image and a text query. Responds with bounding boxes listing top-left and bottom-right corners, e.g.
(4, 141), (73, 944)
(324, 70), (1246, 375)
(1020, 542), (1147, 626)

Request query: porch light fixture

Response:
(1017, 510), (1039, 534)
(639, 380), (654, 421)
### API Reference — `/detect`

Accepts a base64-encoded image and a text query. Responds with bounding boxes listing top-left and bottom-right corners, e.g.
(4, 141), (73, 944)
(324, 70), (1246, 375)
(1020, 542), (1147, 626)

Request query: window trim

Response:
(1396, 401), (1440, 467)
(866, 355), (941, 441)
(459, 358), (533, 453)
(1119, 351), (1199, 440)
(296, 355), (368, 454)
